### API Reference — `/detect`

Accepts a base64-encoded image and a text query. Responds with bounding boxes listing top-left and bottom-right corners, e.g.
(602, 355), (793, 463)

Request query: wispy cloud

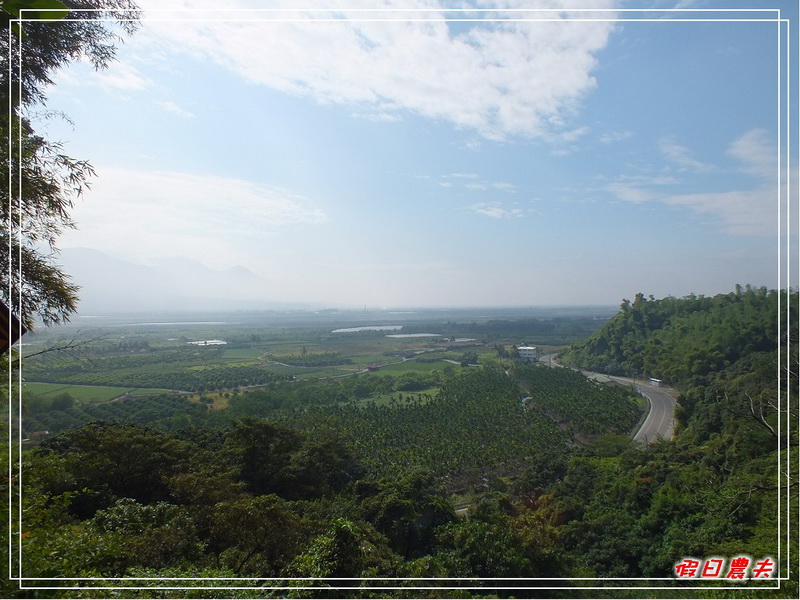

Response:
(661, 129), (779, 235)
(440, 173), (516, 193)
(493, 182), (517, 192)
(599, 130), (632, 144)
(605, 173), (677, 203)
(52, 59), (152, 94)
(665, 188), (776, 236)
(727, 128), (776, 180)
(468, 202), (525, 219)
(61, 166), (326, 265)
(659, 135), (714, 172)
(608, 129), (779, 235)
(139, 0), (618, 141)
(606, 182), (655, 203)
(157, 101), (195, 119)
(95, 62), (152, 92)
(351, 111), (402, 123)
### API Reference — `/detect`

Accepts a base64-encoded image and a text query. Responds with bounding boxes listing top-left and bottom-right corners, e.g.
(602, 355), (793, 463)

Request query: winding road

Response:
(538, 354), (677, 443)
(608, 375), (676, 443)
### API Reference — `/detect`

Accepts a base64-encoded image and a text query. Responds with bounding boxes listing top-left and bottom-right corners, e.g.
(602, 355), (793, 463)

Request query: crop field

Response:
(22, 382), (171, 403)
(221, 348), (262, 359)
(375, 359), (454, 373)
(16, 307), (615, 438)
(355, 386), (441, 407)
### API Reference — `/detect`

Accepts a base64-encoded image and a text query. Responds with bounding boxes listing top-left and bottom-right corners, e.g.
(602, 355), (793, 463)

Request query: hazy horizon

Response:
(34, 0), (796, 313)
(49, 247), (779, 320)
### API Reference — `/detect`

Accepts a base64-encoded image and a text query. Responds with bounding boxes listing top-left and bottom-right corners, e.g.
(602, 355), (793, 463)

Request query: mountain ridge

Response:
(57, 247), (292, 314)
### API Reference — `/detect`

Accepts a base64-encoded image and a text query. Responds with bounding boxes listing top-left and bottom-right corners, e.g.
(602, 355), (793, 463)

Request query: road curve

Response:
(538, 354), (677, 443)
(608, 376), (676, 443)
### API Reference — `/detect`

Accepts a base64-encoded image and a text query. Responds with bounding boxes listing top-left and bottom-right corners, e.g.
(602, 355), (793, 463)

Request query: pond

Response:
(386, 333), (443, 338)
(331, 325), (403, 333)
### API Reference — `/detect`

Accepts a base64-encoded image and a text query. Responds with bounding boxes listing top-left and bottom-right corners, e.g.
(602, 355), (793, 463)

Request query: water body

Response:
(332, 326), (403, 333)
(386, 333), (443, 338)
(137, 321), (229, 326)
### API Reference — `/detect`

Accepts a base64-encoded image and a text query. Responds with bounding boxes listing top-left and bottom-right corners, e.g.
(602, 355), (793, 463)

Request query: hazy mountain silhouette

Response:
(57, 248), (292, 314)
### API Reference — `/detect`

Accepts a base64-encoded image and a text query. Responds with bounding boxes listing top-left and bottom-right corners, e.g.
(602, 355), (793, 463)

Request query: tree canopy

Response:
(7, 291), (796, 595)
(1, 0), (138, 328)
(560, 286), (789, 386)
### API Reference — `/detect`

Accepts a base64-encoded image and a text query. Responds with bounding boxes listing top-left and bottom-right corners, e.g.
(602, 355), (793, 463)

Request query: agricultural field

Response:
(17, 307), (615, 441)
(10, 293), (790, 589)
(21, 383), (171, 404)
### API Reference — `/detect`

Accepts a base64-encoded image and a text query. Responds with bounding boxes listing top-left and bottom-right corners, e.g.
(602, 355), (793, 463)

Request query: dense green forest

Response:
(2, 288), (797, 598)
(560, 285), (788, 385)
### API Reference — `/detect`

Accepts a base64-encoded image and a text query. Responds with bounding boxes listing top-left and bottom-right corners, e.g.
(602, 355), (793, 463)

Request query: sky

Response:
(28, 0), (799, 310)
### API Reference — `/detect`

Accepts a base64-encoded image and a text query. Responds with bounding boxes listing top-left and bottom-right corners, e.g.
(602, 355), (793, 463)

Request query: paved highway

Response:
(538, 354), (676, 443)
(608, 376), (676, 443)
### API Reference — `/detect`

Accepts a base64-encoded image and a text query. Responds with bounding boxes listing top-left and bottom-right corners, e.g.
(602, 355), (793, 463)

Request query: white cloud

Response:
(468, 202), (525, 218)
(661, 130), (780, 236)
(352, 111), (402, 123)
(604, 129), (781, 236)
(617, 174), (679, 186)
(659, 135), (714, 172)
(439, 174), (516, 193)
(727, 128), (776, 181)
(556, 126), (590, 143)
(493, 181), (516, 192)
(59, 59), (152, 93)
(60, 167), (326, 266)
(157, 101), (195, 119)
(607, 182), (655, 203)
(662, 130), (780, 236)
(136, 0), (618, 141)
(599, 129), (632, 144)
(665, 188), (776, 236)
(97, 62), (152, 91)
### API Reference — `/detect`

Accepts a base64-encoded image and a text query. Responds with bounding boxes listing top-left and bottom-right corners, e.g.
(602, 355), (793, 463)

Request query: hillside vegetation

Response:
(560, 285), (785, 385)
(2, 287), (797, 597)
(553, 286), (796, 584)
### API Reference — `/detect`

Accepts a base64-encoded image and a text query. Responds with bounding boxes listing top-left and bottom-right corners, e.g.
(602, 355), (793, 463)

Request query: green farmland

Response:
(23, 382), (172, 404)
(9, 293), (791, 590)
(16, 307), (608, 438)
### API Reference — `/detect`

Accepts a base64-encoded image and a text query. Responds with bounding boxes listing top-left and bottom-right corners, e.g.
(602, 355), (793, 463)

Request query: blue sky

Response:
(33, 0), (798, 309)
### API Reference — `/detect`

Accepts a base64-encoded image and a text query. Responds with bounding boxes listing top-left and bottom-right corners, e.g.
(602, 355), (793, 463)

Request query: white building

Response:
(517, 346), (538, 363)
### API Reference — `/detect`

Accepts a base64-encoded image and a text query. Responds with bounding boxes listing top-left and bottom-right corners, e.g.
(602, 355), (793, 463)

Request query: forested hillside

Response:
(560, 285), (787, 385)
(552, 286), (796, 588)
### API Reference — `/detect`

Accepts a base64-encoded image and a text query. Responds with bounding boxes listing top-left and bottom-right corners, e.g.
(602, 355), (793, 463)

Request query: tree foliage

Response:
(1, 1), (138, 328)
(560, 286), (788, 386)
(11, 291), (799, 595)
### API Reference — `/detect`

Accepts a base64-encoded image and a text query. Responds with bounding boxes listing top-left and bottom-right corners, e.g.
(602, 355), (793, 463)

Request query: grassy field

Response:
(221, 348), (263, 360)
(186, 391), (231, 410)
(355, 386), (441, 407)
(23, 382), (172, 403)
(375, 359), (456, 373)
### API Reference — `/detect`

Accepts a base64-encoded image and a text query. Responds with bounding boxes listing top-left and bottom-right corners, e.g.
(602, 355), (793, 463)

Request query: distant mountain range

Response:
(56, 248), (298, 314)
